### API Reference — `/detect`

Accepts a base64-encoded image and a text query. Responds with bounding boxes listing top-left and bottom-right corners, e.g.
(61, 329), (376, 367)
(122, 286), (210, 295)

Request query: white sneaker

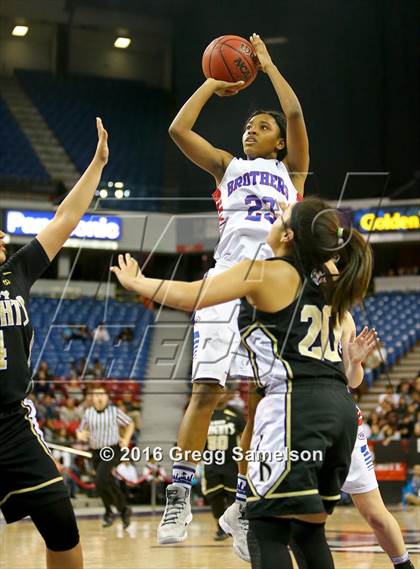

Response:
(157, 484), (193, 544)
(219, 502), (250, 563)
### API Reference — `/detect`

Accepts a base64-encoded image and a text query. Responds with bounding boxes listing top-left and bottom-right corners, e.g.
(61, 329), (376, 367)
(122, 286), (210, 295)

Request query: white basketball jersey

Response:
(212, 158), (300, 265)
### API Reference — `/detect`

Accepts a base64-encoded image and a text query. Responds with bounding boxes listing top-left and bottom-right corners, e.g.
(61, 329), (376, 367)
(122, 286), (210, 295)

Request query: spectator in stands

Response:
(402, 465), (420, 506)
(38, 394), (60, 422)
(369, 424), (382, 440)
(399, 413), (416, 439)
(92, 359), (105, 379)
(53, 426), (70, 445)
(93, 322), (110, 344)
(395, 396), (408, 421)
(116, 459), (142, 504)
(74, 357), (94, 378)
(378, 385), (400, 408)
(33, 368), (53, 398)
(63, 325), (92, 345)
(120, 392), (141, 434)
(114, 326), (134, 344)
(413, 421), (420, 439)
(397, 381), (413, 405)
(376, 399), (394, 416)
(364, 340), (387, 373)
(380, 424), (401, 445)
(64, 372), (85, 404)
(59, 397), (83, 426)
(367, 411), (380, 428)
(38, 360), (53, 379)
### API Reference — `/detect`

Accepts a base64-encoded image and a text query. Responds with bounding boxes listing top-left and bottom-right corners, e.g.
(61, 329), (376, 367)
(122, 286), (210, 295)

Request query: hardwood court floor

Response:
(0, 507), (418, 568)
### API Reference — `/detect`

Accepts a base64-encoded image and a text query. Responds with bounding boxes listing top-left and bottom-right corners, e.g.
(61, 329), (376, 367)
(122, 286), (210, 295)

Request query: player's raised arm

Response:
(111, 255), (258, 310)
(168, 79), (243, 184)
(36, 118), (109, 262)
(111, 254), (300, 313)
(251, 33), (309, 195)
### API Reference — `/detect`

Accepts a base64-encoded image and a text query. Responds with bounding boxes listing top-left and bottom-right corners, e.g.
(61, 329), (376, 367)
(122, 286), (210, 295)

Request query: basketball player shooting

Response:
(146, 32), (310, 546)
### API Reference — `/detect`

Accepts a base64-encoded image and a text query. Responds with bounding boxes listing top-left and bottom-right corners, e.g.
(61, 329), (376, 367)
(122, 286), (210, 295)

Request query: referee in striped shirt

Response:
(76, 385), (134, 528)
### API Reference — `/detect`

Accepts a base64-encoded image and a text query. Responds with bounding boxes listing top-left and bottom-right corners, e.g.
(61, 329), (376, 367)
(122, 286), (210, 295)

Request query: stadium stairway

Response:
(141, 309), (193, 470)
(0, 74), (80, 189)
(358, 343), (420, 416)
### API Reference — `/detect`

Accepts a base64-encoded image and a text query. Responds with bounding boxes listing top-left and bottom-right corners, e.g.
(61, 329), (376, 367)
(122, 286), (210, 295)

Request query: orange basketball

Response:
(202, 35), (258, 90)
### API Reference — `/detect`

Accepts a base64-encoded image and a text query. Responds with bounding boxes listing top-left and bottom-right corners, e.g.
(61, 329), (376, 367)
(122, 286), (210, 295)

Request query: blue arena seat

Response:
(30, 296), (154, 381)
(17, 70), (170, 209)
(0, 96), (49, 182)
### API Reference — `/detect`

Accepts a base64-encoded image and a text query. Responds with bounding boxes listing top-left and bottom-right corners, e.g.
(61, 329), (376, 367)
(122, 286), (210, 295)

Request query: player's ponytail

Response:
(288, 197), (372, 323)
(329, 226), (372, 323)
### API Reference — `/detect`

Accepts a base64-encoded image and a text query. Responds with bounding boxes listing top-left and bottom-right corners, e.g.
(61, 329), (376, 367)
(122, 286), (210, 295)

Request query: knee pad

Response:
(30, 498), (80, 552)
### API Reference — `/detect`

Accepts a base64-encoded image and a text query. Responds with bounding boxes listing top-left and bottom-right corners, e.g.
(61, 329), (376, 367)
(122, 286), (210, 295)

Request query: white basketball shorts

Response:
(341, 426), (378, 495)
(191, 266), (252, 386)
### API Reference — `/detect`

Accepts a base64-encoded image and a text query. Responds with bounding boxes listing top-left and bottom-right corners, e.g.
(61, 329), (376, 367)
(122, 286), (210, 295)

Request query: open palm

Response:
(110, 253), (142, 291)
(348, 326), (378, 365)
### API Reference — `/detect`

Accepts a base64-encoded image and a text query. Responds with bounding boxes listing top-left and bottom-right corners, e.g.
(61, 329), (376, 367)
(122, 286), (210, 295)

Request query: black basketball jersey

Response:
(0, 239), (51, 405)
(238, 256), (348, 392)
(205, 406), (246, 466)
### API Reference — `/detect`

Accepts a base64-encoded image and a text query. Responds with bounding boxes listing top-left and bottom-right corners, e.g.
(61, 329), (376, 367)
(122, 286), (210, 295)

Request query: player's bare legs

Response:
(46, 543), (83, 569)
(157, 381), (223, 544)
(219, 381), (260, 562)
(238, 383), (260, 476)
(177, 382), (224, 456)
(352, 489), (413, 567)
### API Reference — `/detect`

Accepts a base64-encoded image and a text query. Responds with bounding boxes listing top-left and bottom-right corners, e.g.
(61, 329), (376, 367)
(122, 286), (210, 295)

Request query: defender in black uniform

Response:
(111, 196), (373, 569)
(202, 387), (245, 540)
(0, 118), (108, 569)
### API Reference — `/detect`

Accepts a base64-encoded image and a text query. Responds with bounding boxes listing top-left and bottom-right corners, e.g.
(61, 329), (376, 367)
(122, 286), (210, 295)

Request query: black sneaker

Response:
(121, 506), (132, 529)
(102, 512), (114, 528)
(214, 526), (229, 541)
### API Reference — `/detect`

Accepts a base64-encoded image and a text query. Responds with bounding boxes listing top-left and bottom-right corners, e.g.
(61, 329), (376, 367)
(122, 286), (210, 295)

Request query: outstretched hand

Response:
(94, 117), (109, 165)
(206, 78), (245, 97)
(110, 253), (143, 291)
(250, 33), (274, 73)
(348, 326), (378, 365)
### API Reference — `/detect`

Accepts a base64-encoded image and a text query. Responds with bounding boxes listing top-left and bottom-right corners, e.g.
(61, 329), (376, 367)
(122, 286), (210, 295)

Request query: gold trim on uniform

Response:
(319, 494), (341, 501)
(201, 470), (236, 496)
(246, 382), (294, 500)
(223, 409), (237, 417)
(241, 321), (294, 388)
(241, 322), (264, 388)
(247, 488), (319, 502)
(0, 476), (64, 507)
(20, 400), (56, 458)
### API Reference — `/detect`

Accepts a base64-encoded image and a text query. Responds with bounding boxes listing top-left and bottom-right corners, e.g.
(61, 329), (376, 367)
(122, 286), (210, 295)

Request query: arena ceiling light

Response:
(114, 37), (131, 49)
(12, 25), (29, 37)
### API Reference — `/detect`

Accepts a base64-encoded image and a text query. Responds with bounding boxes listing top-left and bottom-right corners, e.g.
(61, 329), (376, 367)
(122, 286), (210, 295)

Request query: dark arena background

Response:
(0, 1), (419, 568)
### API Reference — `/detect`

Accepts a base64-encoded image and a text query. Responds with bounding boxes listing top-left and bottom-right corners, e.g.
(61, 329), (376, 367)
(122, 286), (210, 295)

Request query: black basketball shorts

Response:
(0, 399), (69, 523)
(246, 379), (358, 519)
(202, 463), (238, 496)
